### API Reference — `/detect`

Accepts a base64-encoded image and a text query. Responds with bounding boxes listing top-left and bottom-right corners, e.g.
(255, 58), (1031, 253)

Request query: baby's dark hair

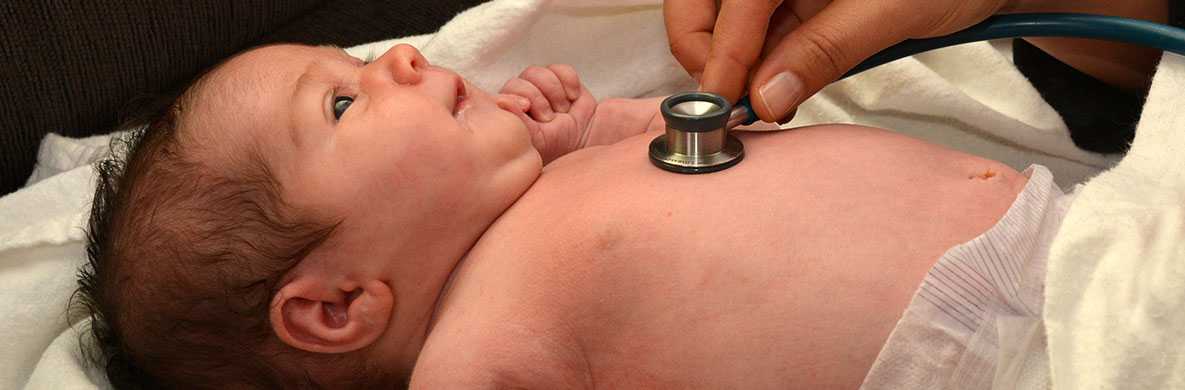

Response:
(71, 64), (403, 388)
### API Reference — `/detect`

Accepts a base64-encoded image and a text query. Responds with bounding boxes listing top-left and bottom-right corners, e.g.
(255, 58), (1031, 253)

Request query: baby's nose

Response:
(367, 43), (429, 85)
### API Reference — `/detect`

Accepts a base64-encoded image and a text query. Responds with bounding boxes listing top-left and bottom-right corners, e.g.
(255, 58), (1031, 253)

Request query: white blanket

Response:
(0, 0), (1168, 388)
(1044, 54), (1185, 388)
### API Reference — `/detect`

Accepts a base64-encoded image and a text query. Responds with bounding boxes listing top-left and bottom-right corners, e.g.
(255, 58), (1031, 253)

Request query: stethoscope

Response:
(650, 13), (1185, 174)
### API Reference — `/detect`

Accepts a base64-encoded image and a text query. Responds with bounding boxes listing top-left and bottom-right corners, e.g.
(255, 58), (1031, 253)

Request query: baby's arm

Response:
(582, 96), (666, 147)
(500, 66), (664, 163)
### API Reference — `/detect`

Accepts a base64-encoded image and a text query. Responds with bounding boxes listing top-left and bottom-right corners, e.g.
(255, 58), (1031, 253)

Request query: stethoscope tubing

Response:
(852, 13), (1185, 75)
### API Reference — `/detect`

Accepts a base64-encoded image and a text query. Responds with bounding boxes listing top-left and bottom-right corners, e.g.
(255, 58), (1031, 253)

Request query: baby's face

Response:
(184, 44), (544, 358)
(189, 42), (542, 240)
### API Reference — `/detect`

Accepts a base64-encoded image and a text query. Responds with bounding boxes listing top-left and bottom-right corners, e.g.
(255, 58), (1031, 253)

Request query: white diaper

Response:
(861, 165), (1074, 390)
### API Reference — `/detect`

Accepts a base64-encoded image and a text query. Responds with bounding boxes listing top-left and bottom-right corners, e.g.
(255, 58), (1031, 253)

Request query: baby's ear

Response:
(269, 278), (394, 353)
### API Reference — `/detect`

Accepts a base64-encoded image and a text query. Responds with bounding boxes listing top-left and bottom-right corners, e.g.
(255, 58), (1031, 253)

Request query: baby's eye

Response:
(332, 96), (354, 120)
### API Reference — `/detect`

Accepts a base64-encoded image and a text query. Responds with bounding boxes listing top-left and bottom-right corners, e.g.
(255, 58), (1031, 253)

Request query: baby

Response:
(77, 43), (1069, 388)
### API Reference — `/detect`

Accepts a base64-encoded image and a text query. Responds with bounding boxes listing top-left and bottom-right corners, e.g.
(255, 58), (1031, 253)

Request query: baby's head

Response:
(75, 44), (542, 388)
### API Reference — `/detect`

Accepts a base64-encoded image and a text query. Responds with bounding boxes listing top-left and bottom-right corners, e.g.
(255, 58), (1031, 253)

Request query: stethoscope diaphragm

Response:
(649, 92), (746, 174)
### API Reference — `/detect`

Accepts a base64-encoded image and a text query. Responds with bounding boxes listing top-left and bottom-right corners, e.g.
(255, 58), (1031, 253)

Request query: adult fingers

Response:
(698, 0), (785, 103)
(760, 5), (803, 60)
(748, 0), (911, 122)
(664, 0), (719, 81)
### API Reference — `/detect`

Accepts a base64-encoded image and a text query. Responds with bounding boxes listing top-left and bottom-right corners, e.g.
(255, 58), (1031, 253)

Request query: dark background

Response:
(0, 0), (486, 195)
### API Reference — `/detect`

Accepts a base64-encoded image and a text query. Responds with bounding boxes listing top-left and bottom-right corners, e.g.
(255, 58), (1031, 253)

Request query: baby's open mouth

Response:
(453, 77), (467, 116)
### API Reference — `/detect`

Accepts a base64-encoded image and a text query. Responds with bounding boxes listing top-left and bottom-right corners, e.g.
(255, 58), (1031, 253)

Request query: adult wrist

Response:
(1004, 0), (1170, 91)
(1001, 0), (1168, 24)
(1002, 0), (1094, 14)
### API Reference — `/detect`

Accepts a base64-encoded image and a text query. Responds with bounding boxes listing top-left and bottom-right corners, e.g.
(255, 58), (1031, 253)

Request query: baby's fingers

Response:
(494, 93), (531, 113)
(496, 93), (544, 145)
(546, 64), (582, 101)
(520, 66), (571, 113)
(501, 77), (555, 122)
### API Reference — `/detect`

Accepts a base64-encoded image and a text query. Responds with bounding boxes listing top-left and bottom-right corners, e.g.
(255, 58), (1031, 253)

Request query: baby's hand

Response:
(499, 64), (597, 163)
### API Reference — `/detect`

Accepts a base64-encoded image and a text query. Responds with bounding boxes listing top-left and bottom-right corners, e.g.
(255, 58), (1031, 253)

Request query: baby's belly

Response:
(469, 125), (1027, 388)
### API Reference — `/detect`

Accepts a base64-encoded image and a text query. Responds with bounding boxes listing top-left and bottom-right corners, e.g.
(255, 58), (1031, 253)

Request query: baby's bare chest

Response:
(455, 189), (952, 388)
(439, 128), (1025, 387)
(477, 129), (1021, 302)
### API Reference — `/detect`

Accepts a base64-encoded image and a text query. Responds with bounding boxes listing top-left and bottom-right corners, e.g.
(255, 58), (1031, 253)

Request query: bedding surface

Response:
(1044, 54), (1185, 389)
(2, 0), (1172, 388)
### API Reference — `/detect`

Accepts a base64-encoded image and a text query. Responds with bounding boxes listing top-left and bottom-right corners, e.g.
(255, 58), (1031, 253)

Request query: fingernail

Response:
(758, 72), (803, 120)
(518, 97), (531, 110)
(566, 86), (580, 101)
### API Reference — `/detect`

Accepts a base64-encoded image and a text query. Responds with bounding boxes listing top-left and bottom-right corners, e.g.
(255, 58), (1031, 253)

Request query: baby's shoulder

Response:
(413, 317), (591, 389)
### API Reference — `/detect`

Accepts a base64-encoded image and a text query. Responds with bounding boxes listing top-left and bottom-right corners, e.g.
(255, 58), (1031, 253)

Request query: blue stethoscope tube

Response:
(732, 13), (1185, 126)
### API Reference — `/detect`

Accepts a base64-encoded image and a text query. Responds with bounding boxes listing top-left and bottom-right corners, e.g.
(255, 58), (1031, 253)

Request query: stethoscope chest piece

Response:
(649, 92), (745, 174)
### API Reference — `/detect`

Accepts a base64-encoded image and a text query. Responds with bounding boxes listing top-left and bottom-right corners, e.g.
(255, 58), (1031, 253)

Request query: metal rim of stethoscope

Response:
(649, 13), (1185, 174)
(649, 92), (745, 174)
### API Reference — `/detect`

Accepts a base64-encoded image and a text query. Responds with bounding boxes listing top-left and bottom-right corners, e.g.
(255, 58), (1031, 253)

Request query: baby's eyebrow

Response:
(287, 63), (318, 147)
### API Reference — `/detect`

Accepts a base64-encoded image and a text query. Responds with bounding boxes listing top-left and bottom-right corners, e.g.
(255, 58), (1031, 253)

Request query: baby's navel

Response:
(969, 168), (998, 180)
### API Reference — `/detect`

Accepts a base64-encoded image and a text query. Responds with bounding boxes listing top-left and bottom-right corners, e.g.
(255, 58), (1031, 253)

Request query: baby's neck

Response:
(386, 193), (532, 373)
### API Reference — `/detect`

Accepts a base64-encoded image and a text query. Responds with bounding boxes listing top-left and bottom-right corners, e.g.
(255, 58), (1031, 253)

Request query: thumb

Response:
(749, 1), (913, 122)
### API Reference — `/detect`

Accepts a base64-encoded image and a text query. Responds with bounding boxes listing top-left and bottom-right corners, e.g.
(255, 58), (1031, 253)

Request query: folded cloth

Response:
(0, 133), (113, 390)
(1044, 54), (1185, 389)
(862, 165), (1073, 390)
(0, 166), (97, 389)
(25, 133), (119, 187)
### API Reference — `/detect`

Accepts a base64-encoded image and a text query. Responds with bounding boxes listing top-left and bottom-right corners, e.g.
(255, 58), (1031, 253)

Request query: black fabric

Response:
(1012, 39), (1143, 154)
(1013, 2), (1185, 155)
(1175, 0), (1185, 29)
(0, 0), (485, 195)
(261, 1), (484, 46)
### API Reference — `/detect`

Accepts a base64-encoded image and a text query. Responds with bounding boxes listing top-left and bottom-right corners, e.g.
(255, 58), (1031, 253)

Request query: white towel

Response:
(0, 167), (96, 389)
(0, 0), (1171, 388)
(1044, 54), (1185, 389)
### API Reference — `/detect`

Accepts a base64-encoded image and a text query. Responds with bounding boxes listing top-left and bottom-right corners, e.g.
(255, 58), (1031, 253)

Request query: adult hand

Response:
(665, 0), (1013, 123)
